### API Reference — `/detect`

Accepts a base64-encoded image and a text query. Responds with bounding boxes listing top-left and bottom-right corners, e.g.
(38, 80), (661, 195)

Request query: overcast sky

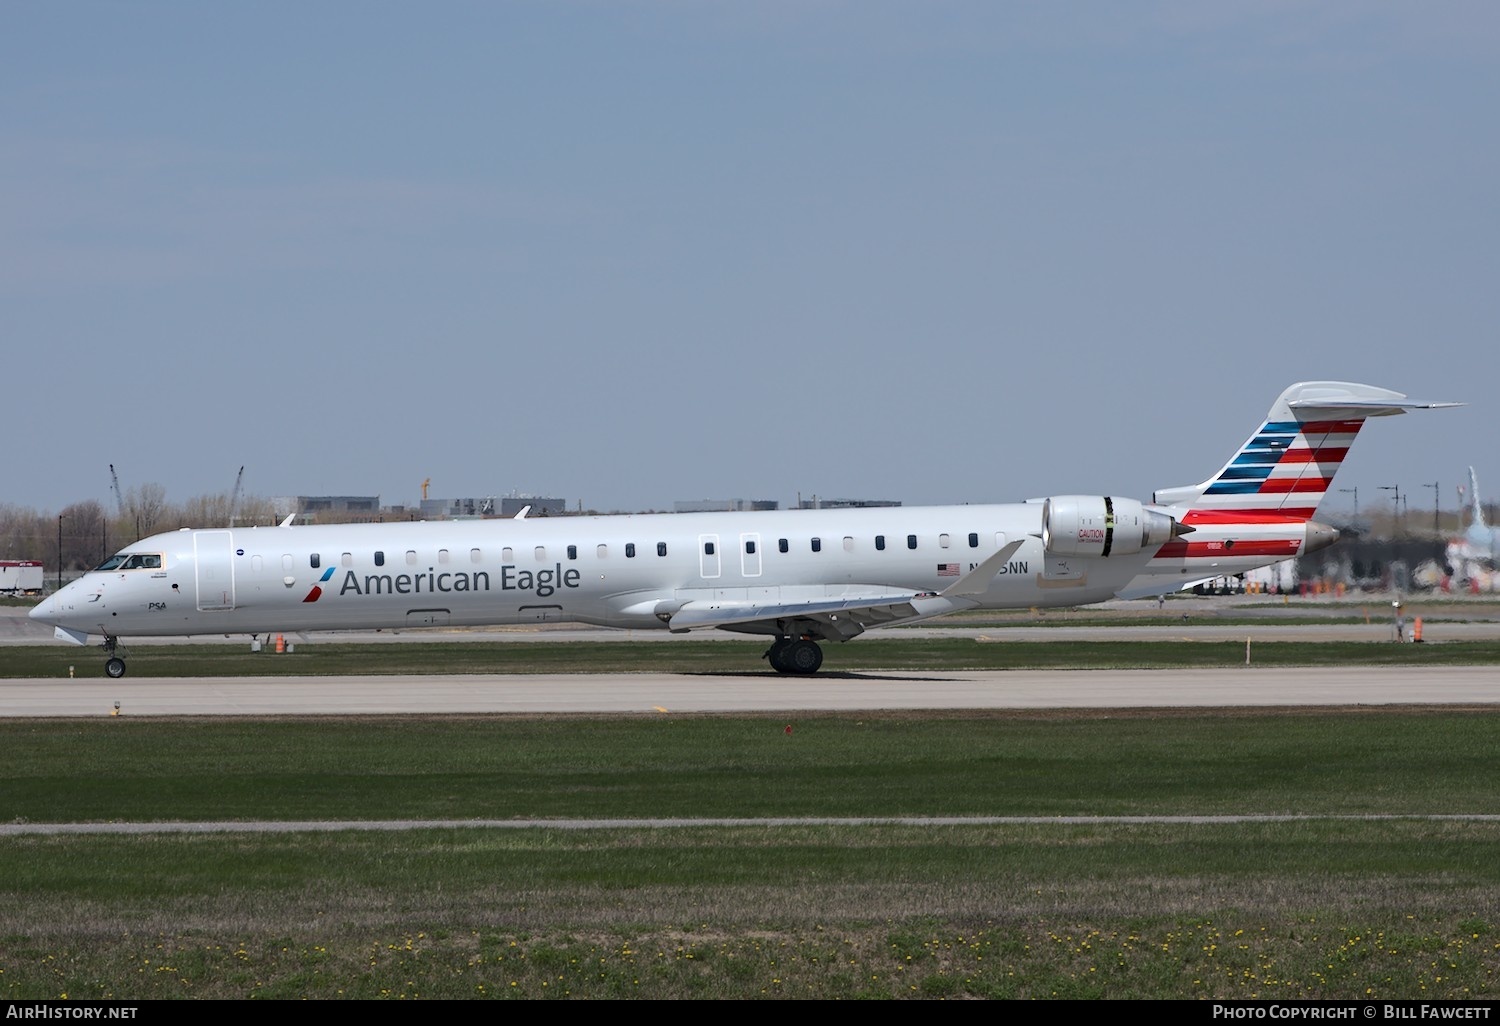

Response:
(5, 2), (1495, 520)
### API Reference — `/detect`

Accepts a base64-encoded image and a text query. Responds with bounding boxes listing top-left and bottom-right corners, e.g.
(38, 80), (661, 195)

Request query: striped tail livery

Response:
(1141, 382), (1460, 583)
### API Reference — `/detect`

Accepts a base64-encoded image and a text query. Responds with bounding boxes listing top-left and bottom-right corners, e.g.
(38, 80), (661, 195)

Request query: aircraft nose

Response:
(29, 592), (58, 624)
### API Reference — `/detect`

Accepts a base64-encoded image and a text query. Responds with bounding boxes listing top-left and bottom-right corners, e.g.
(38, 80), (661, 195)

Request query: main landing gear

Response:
(102, 635), (127, 679)
(764, 636), (823, 675)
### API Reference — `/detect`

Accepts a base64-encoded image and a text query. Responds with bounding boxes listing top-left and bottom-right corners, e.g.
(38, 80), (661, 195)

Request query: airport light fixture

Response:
(1338, 486), (1358, 519)
(1379, 484), (1400, 535)
(1422, 481), (1440, 537)
(56, 513), (66, 593)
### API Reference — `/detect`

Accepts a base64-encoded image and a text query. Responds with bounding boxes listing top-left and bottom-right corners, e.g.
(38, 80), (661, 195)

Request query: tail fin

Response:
(1469, 467), (1486, 532)
(1153, 382), (1459, 518)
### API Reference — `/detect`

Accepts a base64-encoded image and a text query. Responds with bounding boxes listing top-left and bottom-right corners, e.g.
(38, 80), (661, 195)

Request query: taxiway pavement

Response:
(1, 665), (1495, 717)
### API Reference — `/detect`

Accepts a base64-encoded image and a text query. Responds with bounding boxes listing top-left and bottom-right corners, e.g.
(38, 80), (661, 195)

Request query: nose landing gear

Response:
(101, 635), (127, 678)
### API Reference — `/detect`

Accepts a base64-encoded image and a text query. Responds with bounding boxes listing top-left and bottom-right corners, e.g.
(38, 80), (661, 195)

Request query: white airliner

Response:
(32, 381), (1456, 678)
(1448, 466), (1499, 570)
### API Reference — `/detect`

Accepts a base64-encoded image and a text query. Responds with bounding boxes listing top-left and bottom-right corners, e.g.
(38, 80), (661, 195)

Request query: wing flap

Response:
(667, 594), (926, 632)
(667, 592), (980, 639)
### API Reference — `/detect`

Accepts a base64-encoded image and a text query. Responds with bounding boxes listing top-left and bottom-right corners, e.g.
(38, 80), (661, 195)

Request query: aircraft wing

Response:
(667, 591), (980, 639)
(666, 540), (1026, 640)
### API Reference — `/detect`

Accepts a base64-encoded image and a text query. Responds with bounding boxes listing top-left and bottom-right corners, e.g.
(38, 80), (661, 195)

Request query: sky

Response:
(4, 2), (1497, 521)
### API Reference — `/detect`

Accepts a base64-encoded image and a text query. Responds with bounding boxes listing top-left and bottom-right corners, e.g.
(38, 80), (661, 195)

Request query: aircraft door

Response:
(699, 535), (721, 579)
(740, 533), (762, 578)
(194, 530), (236, 611)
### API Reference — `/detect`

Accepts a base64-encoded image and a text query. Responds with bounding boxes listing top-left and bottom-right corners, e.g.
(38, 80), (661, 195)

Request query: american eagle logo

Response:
(303, 566), (337, 602)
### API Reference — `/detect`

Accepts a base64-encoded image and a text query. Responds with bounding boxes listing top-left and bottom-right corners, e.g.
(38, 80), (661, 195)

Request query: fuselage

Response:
(28, 380), (1450, 679)
(31, 502), (1321, 643)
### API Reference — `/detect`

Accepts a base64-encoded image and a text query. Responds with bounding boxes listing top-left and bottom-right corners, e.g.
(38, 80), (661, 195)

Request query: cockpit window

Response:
(94, 553), (162, 571)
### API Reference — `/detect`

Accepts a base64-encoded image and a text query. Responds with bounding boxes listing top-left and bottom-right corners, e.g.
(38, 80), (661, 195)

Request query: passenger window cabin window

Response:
(470, 548), (482, 563)
(907, 535), (918, 550)
(567, 545), (578, 560)
(502, 547), (514, 562)
(657, 542), (668, 557)
(342, 552), (353, 567)
(969, 533), (979, 548)
(626, 543), (636, 558)
(374, 551), (385, 567)
(282, 555), (293, 573)
(535, 546), (547, 561)
(939, 534), (951, 549)
(438, 549), (450, 564)
(876, 535), (886, 551)
(811, 538), (822, 553)
(704, 541), (715, 556)
(745, 540), (756, 554)
(597, 544), (608, 559)
(406, 550), (418, 566)
(843, 536), (854, 552)
(778, 538), (788, 553)
(310, 553), (320, 569)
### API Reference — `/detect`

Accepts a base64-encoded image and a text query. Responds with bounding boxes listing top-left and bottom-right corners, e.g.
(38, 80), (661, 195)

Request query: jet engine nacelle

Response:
(1042, 496), (1179, 558)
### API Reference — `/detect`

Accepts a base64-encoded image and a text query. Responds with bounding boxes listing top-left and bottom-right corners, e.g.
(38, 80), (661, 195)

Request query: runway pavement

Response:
(1, 665), (1496, 717)
(6, 595), (1500, 647)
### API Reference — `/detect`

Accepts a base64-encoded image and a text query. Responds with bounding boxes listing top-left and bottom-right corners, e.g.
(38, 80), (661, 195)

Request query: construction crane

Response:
(108, 465), (125, 517)
(228, 466), (244, 526)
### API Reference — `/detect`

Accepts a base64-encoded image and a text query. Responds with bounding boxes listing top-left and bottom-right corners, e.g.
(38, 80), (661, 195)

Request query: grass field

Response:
(2, 706), (1498, 1000)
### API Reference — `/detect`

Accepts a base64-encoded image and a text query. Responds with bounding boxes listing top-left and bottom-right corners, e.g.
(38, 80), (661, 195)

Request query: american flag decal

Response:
(937, 563), (960, 577)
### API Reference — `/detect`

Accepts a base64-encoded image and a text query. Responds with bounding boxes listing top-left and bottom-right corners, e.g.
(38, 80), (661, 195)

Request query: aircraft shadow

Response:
(686, 670), (956, 682)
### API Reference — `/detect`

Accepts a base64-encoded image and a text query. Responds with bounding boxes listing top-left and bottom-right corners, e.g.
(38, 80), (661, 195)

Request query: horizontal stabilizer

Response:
(1286, 396), (1462, 417)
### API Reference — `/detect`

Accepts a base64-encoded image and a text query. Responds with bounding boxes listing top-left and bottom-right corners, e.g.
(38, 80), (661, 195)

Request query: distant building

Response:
(418, 496), (568, 518)
(273, 496), (381, 520)
(673, 499), (780, 513)
(796, 498), (901, 509)
(420, 497), (492, 518)
(499, 496), (566, 517)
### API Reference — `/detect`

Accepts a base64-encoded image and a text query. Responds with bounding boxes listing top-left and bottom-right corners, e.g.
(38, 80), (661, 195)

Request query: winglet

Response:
(940, 539), (1025, 598)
